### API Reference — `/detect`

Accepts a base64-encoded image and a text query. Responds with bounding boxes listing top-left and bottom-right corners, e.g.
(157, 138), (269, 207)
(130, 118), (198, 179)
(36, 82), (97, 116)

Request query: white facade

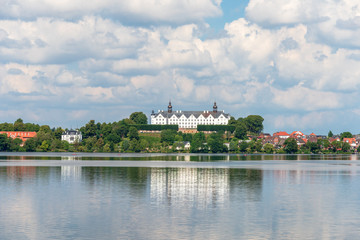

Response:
(61, 129), (82, 144)
(151, 102), (231, 129)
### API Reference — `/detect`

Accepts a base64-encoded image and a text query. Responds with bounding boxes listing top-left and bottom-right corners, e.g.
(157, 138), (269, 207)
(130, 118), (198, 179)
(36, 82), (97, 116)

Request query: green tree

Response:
(82, 120), (97, 139)
(284, 138), (298, 154)
(263, 143), (274, 154)
(234, 123), (247, 139)
(341, 142), (351, 152)
(14, 118), (25, 131)
(190, 132), (206, 153)
(24, 138), (37, 152)
(106, 132), (121, 144)
(328, 130), (334, 138)
(229, 138), (239, 152)
(122, 140), (130, 152)
(10, 138), (23, 151)
(244, 115), (264, 134)
(207, 132), (226, 153)
(40, 140), (50, 151)
(130, 112), (148, 124)
(128, 126), (139, 140)
(94, 138), (104, 152)
(340, 132), (353, 140)
(54, 127), (64, 140)
(228, 116), (238, 125)
(239, 141), (248, 153)
(305, 141), (319, 153)
(129, 139), (141, 152)
(85, 136), (97, 152)
(0, 134), (10, 151)
(160, 129), (176, 143)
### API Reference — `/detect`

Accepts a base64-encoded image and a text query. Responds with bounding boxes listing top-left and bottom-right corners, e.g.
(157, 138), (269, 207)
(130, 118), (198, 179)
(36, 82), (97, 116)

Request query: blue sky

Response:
(1, 0), (360, 135)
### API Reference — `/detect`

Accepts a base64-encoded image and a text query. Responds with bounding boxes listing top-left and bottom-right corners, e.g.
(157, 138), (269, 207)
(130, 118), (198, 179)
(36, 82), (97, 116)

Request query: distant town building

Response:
(61, 129), (82, 144)
(0, 131), (37, 142)
(273, 131), (290, 139)
(151, 101), (231, 129)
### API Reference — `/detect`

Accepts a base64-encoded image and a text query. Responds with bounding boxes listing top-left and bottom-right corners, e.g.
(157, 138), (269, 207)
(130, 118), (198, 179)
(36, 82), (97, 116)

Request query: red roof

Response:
(343, 138), (356, 144)
(273, 131), (289, 136)
(290, 131), (305, 136)
(0, 131), (37, 141)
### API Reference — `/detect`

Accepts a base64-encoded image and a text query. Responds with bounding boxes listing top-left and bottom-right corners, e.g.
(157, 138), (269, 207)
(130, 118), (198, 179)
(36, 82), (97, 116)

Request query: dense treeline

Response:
(130, 124), (179, 131)
(0, 118), (40, 131)
(0, 113), (358, 154)
(197, 125), (235, 132)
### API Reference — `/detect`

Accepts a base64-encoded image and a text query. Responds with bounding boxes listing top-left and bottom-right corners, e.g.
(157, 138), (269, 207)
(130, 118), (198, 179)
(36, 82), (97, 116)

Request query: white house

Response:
(151, 102), (231, 129)
(61, 129), (82, 144)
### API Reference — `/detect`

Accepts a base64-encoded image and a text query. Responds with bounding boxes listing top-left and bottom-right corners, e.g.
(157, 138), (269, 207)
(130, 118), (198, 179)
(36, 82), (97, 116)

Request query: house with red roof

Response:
(343, 138), (358, 150)
(273, 131), (290, 139)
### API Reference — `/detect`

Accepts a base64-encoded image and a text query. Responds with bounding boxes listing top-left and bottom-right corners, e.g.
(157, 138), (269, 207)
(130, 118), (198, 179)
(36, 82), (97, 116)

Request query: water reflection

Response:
(150, 168), (230, 209)
(1, 152), (360, 162)
(1, 154), (360, 239)
(61, 156), (82, 181)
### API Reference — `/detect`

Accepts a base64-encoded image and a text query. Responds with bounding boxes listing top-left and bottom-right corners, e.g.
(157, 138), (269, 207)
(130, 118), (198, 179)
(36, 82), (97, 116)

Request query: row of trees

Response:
(0, 113), (357, 154)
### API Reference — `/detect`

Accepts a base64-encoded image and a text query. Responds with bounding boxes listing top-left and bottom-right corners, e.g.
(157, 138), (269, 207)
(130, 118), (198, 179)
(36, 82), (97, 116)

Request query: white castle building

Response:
(150, 102), (231, 129)
(61, 129), (82, 144)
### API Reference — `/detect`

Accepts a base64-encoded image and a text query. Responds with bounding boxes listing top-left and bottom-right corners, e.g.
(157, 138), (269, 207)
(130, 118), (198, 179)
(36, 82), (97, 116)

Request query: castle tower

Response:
(213, 101), (218, 113)
(168, 101), (172, 113)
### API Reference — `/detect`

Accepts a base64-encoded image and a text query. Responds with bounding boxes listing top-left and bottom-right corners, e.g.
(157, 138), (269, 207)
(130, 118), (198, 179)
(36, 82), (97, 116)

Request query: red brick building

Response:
(0, 131), (37, 142)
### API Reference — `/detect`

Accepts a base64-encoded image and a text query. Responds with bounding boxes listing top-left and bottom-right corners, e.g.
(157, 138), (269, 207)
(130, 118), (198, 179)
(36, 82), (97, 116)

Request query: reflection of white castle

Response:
(150, 168), (229, 208)
(61, 156), (82, 180)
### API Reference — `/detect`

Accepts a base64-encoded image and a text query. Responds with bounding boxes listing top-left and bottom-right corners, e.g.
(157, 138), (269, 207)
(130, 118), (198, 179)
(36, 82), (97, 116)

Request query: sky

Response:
(1, 0), (360, 135)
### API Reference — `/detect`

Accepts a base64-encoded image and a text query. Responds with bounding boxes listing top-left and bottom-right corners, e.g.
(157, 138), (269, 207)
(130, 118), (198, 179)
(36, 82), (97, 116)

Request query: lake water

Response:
(1, 153), (360, 240)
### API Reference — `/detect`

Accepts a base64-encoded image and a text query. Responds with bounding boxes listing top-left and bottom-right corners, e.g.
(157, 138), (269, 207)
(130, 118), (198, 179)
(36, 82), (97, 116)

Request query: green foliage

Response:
(128, 127), (139, 140)
(14, 118), (25, 131)
(263, 143), (274, 154)
(197, 125), (235, 132)
(304, 141), (320, 153)
(190, 132), (206, 153)
(284, 138), (298, 154)
(130, 112), (148, 125)
(131, 124), (178, 131)
(207, 132), (226, 153)
(129, 139), (141, 152)
(244, 115), (264, 134)
(341, 142), (351, 152)
(234, 123), (247, 139)
(328, 130), (334, 138)
(81, 120), (97, 139)
(0, 119), (39, 132)
(122, 140), (130, 152)
(0, 134), (10, 151)
(161, 129), (176, 143)
(24, 138), (37, 152)
(229, 138), (239, 152)
(340, 132), (353, 140)
(238, 141), (248, 153)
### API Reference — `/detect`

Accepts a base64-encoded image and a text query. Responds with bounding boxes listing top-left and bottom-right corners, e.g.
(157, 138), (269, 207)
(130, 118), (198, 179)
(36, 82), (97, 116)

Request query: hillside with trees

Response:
(0, 113), (358, 154)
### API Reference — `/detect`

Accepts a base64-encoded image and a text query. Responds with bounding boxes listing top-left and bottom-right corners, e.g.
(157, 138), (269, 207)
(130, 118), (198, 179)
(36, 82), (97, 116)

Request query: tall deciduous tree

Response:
(244, 115), (264, 134)
(340, 132), (353, 140)
(130, 112), (148, 125)
(128, 126), (139, 140)
(284, 138), (298, 154)
(0, 134), (10, 151)
(82, 120), (97, 139)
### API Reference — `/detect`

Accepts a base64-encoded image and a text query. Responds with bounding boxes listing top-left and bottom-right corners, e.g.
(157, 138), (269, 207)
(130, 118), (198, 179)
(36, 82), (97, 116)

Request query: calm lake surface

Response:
(1, 153), (360, 240)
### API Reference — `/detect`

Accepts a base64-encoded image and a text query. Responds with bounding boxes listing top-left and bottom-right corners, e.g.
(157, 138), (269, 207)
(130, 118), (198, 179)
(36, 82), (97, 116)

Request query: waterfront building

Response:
(61, 129), (82, 144)
(0, 131), (36, 142)
(151, 102), (231, 129)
